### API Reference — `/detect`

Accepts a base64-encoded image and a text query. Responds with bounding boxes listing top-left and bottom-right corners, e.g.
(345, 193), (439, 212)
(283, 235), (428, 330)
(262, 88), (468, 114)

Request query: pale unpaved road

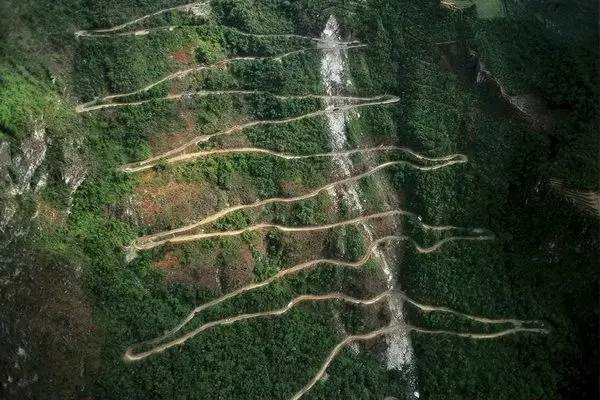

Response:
(288, 323), (398, 400)
(76, 7), (550, 399)
(124, 290), (392, 361)
(77, 23), (364, 44)
(123, 145), (422, 173)
(289, 324), (548, 400)
(74, 0), (361, 46)
(124, 285), (544, 363)
(137, 210), (429, 249)
(76, 44), (367, 113)
(131, 155), (468, 249)
(124, 282), (547, 400)
(75, 2), (211, 37)
(120, 96), (400, 171)
(77, 86), (394, 112)
(126, 232), (495, 357)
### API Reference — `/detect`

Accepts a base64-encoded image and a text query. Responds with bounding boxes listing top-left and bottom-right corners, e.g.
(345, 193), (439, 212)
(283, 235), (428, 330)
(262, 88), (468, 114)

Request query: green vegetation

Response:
(0, 0), (597, 399)
(195, 38), (225, 64)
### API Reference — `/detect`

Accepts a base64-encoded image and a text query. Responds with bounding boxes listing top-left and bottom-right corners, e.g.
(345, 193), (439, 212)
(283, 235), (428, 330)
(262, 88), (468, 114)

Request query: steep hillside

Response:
(0, 1), (597, 399)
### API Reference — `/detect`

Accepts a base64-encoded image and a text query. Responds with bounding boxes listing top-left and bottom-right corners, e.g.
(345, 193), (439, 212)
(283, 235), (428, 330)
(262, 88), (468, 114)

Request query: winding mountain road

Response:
(125, 287), (543, 364)
(136, 210), (438, 249)
(123, 145), (433, 173)
(75, 2), (212, 37)
(120, 95), (401, 171)
(131, 154), (467, 250)
(126, 232), (495, 358)
(73, 6), (551, 399)
(76, 44), (367, 113)
(124, 290), (392, 362)
(74, 0), (363, 48)
(291, 323), (548, 400)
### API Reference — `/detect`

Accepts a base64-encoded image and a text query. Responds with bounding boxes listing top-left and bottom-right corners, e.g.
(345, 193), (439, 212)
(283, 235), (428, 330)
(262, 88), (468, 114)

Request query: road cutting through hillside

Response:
(289, 323), (398, 400)
(75, 2), (212, 37)
(126, 233), (495, 354)
(290, 324), (549, 400)
(124, 291), (391, 361)
(124, 283), (546, 364)
(123, 145), (438, 173)
(127, 145), (459, 172)
(77, 81), (396, 111)
(76, 22), (364, 44)
(131, 155), (468, 250)
(74, 0), (360, 46)
(76, 44), (366, 113)
(71, 5), (556, 398)
(120, 96), (401, 170)
(137, 210), (441, 248)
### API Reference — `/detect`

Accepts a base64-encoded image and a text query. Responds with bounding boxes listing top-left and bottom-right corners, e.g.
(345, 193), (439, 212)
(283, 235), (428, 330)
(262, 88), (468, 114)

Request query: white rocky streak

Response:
(62, 140), (88, 209)
(319, 16), (361, 209)
(319, 15), (417, 392)
(187, 2), (211, 17)
(34, 172), (48, 193)
(11, 125), (47, 196)
(1, 124), (48, 231)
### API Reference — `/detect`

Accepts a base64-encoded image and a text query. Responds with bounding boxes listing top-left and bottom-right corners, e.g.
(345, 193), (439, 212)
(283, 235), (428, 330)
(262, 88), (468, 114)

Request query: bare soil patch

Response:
(154, 247), (222, 291)
(37, 201), (66, 227)
(280, 230), (330, 265)
(133, 179), (219, 230)
(148, 131), (196, 155)
(171, 49), (194, 64)
(155, 254), (180, 269)
(221, 243), (255, 290)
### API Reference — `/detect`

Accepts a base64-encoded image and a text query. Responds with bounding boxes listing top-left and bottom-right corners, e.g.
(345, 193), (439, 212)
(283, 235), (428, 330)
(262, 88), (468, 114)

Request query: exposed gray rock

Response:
(0, 201), (17, 232)
(0, 125), (48, 232)
(11, 126), (47, 196)
(62, 140), (87, 208)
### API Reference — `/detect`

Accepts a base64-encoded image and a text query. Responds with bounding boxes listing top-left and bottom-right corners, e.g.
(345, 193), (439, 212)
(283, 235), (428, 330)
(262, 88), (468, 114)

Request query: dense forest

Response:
(0, 1), (597, 399)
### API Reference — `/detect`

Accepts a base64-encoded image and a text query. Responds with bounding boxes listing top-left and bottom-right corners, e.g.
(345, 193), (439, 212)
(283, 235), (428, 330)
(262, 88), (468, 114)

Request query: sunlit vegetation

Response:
(0, 0), (597, 399)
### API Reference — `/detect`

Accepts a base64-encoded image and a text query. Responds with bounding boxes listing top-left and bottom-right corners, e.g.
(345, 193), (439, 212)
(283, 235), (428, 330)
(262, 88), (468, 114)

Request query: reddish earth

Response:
(139, 169), (158, 183)
(171, 49), (193, 64)
(155, 254), (179, 269)
(153, 251), (221, 292)
(196, 266), (221, 292)
(148, 110), (198, 154)
(241, 246), (253, 264)
(222, 244), (255, 290)
(280, 230), (330, 265)
(37, 201), (65, 226)
(133, 180), (219, 229)
(137, 194), (164, 219)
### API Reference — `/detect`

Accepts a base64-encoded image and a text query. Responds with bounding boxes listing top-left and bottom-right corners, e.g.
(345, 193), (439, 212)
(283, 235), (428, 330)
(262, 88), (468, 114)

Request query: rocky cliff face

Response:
(0, 124), (89, 232)
(0, 125), (47, 233)
(0, 125), (93, 399)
